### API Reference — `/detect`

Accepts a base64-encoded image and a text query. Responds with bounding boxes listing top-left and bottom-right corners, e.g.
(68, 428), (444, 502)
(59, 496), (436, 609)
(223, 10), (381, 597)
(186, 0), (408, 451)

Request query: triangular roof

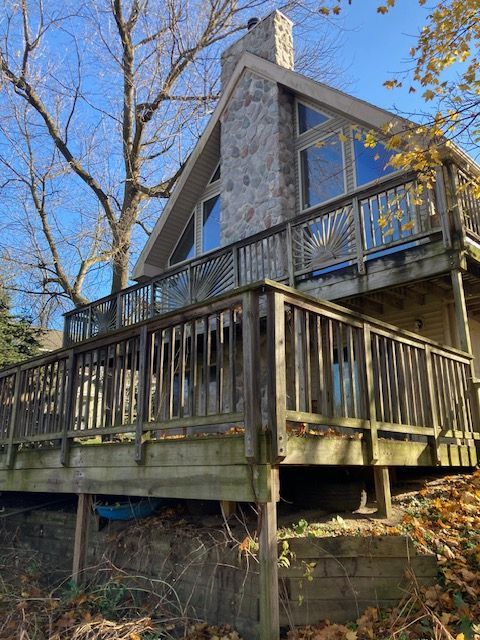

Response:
(132, 51), (476, 280)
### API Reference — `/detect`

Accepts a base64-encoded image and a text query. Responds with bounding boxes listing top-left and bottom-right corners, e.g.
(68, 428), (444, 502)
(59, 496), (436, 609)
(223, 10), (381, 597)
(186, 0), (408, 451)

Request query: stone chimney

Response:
(219, 11), (296, 246)
(221, 11), (294, 89)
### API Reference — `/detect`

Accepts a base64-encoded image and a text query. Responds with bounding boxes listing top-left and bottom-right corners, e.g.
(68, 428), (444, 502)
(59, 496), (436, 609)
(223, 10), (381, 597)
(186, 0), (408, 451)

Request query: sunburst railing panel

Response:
(291, 205), (355, 275)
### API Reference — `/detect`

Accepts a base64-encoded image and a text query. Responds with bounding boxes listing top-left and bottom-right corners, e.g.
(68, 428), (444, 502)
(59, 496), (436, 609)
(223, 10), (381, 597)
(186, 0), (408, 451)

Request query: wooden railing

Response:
(64, 173), (443, 344)
(454, 166), (480, 241)
(1, 282), (478, 470)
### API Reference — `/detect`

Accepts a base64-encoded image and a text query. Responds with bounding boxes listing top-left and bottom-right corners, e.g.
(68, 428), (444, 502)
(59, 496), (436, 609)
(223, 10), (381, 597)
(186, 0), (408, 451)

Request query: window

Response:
(297, 102), (329, 134)
(300, 133), (345, 209)
(202, 195), (221, 253)
(209, 164), (220, 183)
(170, 215), (195, 265)
(169, 164), (221, 265)
(354, 138), (395, 186)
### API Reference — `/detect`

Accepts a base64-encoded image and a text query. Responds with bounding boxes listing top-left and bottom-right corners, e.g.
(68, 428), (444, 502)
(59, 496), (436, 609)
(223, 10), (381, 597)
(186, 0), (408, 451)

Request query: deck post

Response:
(243, 290), (261, 462)
(72, 493), (92, 584)
(424, 345), (441, 465)
(451, 269), (472, 354)
(363, 323), (379, 464)
(451, 269), (480, 435)
(373, 466), (392, 518)
(5, 367), (22, 469)
(258, 467), (280, 640)
(267, 291), (287, 463)
(135, 326), (148, 464)
(61, 350), (76, 467)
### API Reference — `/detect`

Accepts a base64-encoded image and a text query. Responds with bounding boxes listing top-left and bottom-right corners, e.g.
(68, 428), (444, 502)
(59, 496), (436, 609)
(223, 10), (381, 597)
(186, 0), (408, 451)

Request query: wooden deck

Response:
(0, 280), (478, 499)
(63, 164), (480, 346)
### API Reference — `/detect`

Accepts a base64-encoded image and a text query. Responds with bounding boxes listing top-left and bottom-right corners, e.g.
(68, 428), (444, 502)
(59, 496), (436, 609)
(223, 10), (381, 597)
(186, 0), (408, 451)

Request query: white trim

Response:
(297, 129), (347, 212)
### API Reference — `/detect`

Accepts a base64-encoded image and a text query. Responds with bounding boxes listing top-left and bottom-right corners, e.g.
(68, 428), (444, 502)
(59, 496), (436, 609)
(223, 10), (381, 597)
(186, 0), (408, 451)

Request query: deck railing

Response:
(454, 166), (480, 242)
(64, 173), (442, 344)
(1, 282), (478, 469)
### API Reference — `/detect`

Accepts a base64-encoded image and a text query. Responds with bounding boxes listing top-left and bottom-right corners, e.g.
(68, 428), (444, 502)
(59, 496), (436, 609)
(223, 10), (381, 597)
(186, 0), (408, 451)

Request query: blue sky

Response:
(332, 0), (434, 117)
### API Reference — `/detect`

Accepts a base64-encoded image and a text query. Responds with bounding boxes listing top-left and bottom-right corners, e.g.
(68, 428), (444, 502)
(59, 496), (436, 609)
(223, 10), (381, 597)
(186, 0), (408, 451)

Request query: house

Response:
(1, 11), (480, 638)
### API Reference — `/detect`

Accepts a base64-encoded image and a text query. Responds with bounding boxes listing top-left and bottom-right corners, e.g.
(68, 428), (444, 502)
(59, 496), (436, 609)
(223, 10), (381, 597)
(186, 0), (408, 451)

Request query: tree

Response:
(325, 0), (480, 193)
(0, 0), (343, 319)
(0, 282), (41, 368)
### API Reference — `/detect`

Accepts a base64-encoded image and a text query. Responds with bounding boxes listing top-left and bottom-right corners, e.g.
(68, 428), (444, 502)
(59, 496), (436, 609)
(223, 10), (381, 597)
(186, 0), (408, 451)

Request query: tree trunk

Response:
(111, 245), (130, 293)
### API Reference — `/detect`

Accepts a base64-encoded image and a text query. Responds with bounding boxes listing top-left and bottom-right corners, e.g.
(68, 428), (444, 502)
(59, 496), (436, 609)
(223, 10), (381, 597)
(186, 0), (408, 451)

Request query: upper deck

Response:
(64, 164), (480, 346)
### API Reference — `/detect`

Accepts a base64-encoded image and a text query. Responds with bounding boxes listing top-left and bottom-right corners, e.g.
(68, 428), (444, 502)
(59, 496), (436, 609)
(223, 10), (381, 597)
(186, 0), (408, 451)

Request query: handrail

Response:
(63, 172), (444, 344)
(1, 281), (477, 473)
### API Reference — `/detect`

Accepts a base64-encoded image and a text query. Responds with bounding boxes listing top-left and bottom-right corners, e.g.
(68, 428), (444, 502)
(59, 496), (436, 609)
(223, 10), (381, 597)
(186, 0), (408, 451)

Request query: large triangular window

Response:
(297, 102), (329, 134)
(170, 164), (222, 265)
(170, 214), (195, 265)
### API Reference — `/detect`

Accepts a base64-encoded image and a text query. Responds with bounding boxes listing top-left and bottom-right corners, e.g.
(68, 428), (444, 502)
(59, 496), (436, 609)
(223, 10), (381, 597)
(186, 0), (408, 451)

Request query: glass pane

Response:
(203, 195), (221, 253)
(301, 134), (345, 209)
(298, 103), (328, 134)
(170, 215), (195, 264)
(354, 139), (395, 186)
(209, 164), (220, 183)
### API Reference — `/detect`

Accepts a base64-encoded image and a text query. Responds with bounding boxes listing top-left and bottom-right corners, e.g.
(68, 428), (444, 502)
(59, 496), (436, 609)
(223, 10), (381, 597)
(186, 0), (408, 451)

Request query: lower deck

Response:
(0, 432), (477, 502)
(1, 280), (479, 503)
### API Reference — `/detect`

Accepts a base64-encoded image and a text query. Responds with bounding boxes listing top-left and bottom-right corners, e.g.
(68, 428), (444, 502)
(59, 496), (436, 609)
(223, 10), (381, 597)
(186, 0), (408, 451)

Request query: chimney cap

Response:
(247, 17), (260, 30)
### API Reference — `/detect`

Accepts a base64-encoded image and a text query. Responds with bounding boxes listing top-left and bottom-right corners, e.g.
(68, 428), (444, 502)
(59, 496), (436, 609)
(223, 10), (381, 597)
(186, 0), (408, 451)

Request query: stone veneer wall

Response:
(219, 10), (296, 246)
(220, 73), (296, 245)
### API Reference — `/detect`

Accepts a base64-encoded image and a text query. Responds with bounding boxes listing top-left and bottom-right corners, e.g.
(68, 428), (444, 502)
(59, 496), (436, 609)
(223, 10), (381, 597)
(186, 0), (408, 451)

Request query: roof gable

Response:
(132, 53), (416, 280)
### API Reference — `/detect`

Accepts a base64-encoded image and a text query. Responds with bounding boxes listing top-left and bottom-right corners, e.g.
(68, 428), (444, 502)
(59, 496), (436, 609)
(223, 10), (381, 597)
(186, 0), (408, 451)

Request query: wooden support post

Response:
(363, 324), (379, 464)
(285, 223), (295, 287)
(135, 325), (148, 464)
(5, 367), (22, 469)
(352, 196), (366, 274)
(72, 493), (92, 584)
(373, 466), (392, 518)
(425, 346), (441, 465)
(435, 167), (452, 249)
(267, 291), (287, 463)
(258, 468), (280, 640)
(61, 350), (76, 467)
(451, 269), (480, 436)
(220, 500), (236, 518)
(243, 290), (261, 462)
(451, 269), (472, 354)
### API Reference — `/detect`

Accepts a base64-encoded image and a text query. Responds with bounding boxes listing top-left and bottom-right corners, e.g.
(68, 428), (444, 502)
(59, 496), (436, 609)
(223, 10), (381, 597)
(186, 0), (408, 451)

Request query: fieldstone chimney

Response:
(221, 11), (294, 89)
(219, 11), (296, 246)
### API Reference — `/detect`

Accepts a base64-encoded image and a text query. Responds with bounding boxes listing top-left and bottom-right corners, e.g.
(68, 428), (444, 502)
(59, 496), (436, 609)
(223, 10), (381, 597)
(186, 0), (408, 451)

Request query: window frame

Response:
(297, 128), (347, 213)
(169, 163), (221, 266)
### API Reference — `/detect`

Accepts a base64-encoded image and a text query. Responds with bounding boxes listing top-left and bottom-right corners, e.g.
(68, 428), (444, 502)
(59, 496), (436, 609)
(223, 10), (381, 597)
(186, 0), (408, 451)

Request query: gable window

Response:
(170, 215), (195, 265)
(300, 133), (345, 209)
(297, 102), (329, 134)
(354, 137), (395, 187)
(170, 163), (221, 266)
(202, 195), (221, 253)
